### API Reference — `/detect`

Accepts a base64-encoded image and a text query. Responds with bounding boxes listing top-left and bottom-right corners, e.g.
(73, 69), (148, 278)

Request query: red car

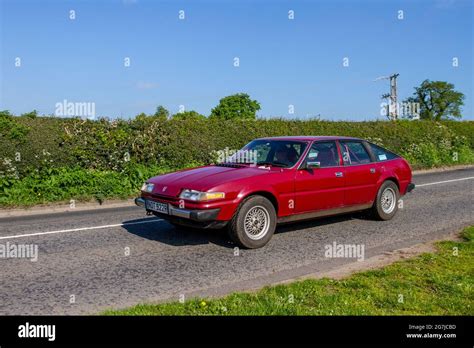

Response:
(136, 136), (415, 248)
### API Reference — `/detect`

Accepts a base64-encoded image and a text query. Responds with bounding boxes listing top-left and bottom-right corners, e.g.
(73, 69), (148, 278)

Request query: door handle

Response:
(370, 168), (376, 173)
(335, 172), (343, 177)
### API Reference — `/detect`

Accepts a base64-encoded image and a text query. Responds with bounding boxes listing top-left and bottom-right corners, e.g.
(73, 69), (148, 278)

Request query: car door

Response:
(339, 140), (380, 206)
(294, 141), (345, 213)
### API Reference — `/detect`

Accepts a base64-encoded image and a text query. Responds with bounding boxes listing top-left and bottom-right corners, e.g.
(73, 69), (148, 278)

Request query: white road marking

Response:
(0, 176), (472, 241)
(0, 218), (163, 240)
(416, 176), (474, 187)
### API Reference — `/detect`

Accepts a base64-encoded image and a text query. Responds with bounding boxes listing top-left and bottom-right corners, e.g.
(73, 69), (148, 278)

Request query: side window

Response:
(306, 141), (340, 168)
(368, 143), (399, 162)
(341, 141), (372, 165)
(290, 143), (305, 157)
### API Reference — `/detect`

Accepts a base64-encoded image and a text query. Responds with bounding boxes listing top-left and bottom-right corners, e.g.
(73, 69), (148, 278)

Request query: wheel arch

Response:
(383, 176), (400, 190)
(240, 190), (279, 214)
(374, 175), (400, 204)
(378, 174), (400, 191)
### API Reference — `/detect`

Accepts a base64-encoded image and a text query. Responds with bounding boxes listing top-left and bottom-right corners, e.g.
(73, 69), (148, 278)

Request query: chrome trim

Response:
(381, 187), (396, 214)
(342, 162), (375, 167)
(135, 197), (145, 207)
(138, 197), (220, 221)
(307, 161), (321, 169)
(341, 158), (400, 167)
(243, 205), (270, 240)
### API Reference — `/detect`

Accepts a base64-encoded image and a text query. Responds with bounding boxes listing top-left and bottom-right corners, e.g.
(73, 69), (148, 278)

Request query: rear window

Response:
(368, 143), (399, 162)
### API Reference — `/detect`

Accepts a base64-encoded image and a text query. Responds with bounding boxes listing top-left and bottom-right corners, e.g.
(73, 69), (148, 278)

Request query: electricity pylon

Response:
(374, 73), (400, 120)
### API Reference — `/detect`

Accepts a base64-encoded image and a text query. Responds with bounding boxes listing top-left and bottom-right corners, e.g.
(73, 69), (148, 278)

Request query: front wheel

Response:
(227, 195), (277, 249)
(371, 180), (400, 220)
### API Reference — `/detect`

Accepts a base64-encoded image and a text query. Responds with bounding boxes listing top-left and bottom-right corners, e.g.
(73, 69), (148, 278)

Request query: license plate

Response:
(146, 200), (169, 214)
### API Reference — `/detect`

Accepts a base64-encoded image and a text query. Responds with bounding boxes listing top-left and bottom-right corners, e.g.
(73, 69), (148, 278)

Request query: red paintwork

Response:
(141, 136), (413, 222)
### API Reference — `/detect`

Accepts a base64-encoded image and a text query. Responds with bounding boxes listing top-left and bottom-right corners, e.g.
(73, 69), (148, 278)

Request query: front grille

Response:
(150, 193), (178, 203)
(147, 193), (203, 210)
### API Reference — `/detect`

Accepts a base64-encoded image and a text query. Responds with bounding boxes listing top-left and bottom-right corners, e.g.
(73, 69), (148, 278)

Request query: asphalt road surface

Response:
(0, 168), (473, 315)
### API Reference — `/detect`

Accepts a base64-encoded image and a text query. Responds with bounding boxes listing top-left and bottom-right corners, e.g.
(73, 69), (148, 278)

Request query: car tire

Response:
(227, 195), (277, 249)
(371, 180), (400, 220)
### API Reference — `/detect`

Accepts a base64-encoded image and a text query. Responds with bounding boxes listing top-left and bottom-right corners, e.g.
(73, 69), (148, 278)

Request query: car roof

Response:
(255, 135), (363, 142)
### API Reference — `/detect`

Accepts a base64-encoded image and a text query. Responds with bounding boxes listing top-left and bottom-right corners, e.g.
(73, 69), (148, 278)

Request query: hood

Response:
(147, 165), (274, 197)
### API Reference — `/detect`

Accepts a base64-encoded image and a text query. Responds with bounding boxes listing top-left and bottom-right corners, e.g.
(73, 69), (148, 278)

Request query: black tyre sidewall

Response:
(228, 196), (277, 249)
(374, 181), (400, 220)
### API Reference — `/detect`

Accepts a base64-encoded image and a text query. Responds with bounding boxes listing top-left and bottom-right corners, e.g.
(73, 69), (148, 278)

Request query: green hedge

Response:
(1, 116), (473, 177)
(442, 120), (474, 150)
(1, 115), (473, 207)
(0, 164), (171, 206)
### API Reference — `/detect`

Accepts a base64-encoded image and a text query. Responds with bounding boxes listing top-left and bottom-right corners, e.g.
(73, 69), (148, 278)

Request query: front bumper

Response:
(407, 183), (415, 193)
(135, 197), (221, 222)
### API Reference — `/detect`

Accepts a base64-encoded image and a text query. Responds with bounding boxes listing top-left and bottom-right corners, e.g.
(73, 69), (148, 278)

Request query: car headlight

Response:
(141, 182), (154, 193)
(179, 189), (225, 201)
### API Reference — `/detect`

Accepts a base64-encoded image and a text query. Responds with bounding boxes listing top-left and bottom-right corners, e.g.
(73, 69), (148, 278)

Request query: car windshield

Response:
(226, 140), (308, 168)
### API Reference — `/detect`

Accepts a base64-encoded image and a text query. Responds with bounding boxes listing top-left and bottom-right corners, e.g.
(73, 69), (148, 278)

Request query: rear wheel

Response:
(227, 195), (277, 249)
(371, 180), (399, 220)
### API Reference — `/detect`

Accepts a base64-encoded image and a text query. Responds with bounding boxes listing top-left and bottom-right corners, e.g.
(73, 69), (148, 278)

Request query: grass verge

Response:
(104, 226), (474, 315)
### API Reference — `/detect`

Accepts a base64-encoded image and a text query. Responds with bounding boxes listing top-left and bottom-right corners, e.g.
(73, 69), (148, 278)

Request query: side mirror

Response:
(306, 161), (321, 169)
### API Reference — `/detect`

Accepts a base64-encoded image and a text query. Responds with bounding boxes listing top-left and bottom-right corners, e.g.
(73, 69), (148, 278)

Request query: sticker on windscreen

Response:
(378, 154), (387, 161)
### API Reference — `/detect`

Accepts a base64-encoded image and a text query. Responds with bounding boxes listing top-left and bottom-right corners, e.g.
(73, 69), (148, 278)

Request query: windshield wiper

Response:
(256, 161), (288, 168)
(215, 162), (248, 168)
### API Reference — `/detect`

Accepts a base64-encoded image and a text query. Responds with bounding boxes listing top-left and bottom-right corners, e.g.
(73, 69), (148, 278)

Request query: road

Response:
(0, 168), (473, 315)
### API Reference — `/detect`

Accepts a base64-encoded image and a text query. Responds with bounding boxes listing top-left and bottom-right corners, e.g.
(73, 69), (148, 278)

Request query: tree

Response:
(21, 110), (38, 118)
(153, 105), (170, 119)
(210, 93), (260, 120)
(134, 112), (147, 119)
(404, 80), (464, 120)
(171, 110), (206, 120)
(0, 110), (12, 117)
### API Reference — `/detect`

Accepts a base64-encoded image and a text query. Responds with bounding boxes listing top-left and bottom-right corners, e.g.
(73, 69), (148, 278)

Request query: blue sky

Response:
(1, 0), (472, 120)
